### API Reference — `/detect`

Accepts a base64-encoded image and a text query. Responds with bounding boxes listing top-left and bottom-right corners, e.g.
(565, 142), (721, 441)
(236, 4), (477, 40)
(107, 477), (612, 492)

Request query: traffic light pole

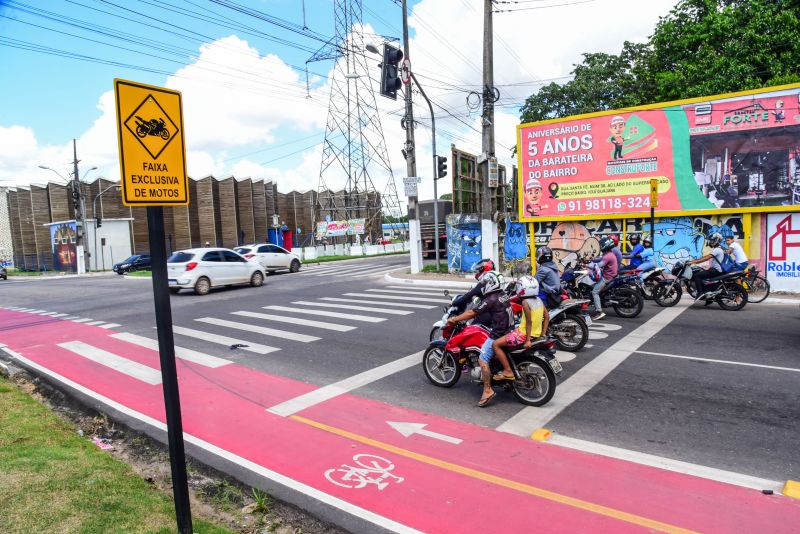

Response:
(410, 72), (439, 269)
(71, 139), (89, 274)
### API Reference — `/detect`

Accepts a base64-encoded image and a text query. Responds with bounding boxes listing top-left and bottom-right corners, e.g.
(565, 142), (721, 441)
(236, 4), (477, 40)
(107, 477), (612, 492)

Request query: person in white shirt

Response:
(723, 235), (749, 271)
(687, 233), (726, 299)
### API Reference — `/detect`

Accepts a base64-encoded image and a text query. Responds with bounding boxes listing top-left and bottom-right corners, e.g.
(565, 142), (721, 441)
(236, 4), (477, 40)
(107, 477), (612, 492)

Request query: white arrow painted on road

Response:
(387, 421), (463, 444)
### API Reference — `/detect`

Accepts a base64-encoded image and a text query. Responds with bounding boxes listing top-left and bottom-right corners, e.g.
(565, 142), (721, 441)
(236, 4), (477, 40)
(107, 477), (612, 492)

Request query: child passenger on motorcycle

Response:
(534, 246), (562, 308)
(491, 276), (549, 382)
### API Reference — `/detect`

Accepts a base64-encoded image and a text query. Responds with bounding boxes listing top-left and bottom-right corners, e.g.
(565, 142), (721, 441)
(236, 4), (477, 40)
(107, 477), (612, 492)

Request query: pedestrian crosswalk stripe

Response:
(263, 305), (386, 323)
(348, 267), (405, 279)
(320, 264), (388, 276)
(232, 311), (356, 332)
(86, 321), (107, 326)
(366, 288), (452, 296)
(343, 292), (450, 303)
(330, 265), (403, 278)
(51, 313), (69, 318)
(292, 301), (413, 315)
(111, 332), (233, 368)
(171, 326), (279, 355)
(319, 297), (436, 309)
(29, 310), (48, 314)
(72, 318), (92, 323)
(386, 285), (466, 293)
(39, 311), (58, 316)
(99, 323), (121, 329)
(196, 317), (320, 343)
(57, 340), (162, 384)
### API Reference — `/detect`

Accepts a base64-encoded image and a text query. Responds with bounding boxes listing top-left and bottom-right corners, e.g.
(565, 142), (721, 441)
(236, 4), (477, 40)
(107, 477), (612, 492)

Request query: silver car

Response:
(234, 244), (302, 274)
(166, 248), (266, 295)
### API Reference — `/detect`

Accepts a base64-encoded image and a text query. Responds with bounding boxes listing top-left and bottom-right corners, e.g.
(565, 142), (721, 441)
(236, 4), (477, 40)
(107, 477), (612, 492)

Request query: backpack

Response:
(588, 263), (603, 282)
(718, 251), (736, 273)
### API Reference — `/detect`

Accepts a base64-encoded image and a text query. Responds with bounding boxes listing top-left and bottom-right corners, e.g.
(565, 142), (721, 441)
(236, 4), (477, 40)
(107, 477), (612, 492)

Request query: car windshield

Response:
(122, 255), (140, 263)
(167, 252), (195, 263)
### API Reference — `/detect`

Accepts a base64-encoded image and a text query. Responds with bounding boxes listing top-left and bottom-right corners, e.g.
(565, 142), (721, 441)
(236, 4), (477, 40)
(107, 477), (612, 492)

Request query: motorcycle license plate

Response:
(168, 279), (177, 286)
(548, 358), (563, 374)
(583, 314), (592, 326)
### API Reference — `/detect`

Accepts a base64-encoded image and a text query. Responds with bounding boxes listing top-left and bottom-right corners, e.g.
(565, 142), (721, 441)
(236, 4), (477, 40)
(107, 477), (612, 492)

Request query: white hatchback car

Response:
(234, 243), (302, 274)
(166, 248), (266, 295)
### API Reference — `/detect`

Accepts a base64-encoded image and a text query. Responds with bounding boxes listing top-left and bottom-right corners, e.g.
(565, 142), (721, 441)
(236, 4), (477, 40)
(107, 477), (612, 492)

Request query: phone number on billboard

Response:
(559, 196), (651, 213)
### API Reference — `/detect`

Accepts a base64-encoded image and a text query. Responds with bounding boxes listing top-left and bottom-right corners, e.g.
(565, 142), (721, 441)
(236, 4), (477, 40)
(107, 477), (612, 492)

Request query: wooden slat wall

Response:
(172, 205), (192, 251)
(80, 182), (94, 219)
(236, 179), (255, 245)
(216, 177), (238, 248)
(16, 189), (38, 269)
(96, 178), (127, 219)
(130, 206), (150, 254)
(265, 181), (278, 227)
(196, 176), (217, 247)
(7, 190), (24, 267)
(188, 179), (202, 248)
(48, 183), (70, 221)
(30, 185), (54, 270)
(251, 179), (267, 243)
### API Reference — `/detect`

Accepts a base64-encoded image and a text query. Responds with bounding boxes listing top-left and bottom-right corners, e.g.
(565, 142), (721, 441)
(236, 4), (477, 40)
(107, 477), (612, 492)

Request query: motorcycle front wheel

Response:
(641, 276), (661, 300)
(422, 345), (461, 387)
(717, 284), (748, 311)
(511, 357), (556, 406)
(160, 130), (170, 140)
(429, 326), (443, 342)
(654, 280), (682, 307)
(610, 287), (643, 318)
(549, 314), (588, 352)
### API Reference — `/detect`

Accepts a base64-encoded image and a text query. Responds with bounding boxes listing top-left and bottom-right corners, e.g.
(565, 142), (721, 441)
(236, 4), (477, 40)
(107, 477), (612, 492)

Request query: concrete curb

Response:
(384, 270), (474, 289)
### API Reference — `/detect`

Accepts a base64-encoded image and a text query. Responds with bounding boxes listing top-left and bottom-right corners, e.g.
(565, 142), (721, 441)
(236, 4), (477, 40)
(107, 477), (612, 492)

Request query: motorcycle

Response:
(429, 289), (477, 341)
(135, 116), (170, 140)
(561, 265), (644, 318)
(619, 266), (665, 300)
(653, 261), (748, 310)
(512, 293), (591, 352)
(422, 321), (562, 406)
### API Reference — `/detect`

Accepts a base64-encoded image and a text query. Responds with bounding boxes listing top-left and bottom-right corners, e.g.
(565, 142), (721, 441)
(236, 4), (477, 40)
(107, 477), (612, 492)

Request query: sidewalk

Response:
(384, 267), (474, 288)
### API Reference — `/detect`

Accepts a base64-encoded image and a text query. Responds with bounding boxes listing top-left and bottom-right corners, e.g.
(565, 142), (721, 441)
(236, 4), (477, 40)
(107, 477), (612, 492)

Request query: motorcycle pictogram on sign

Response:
(123, 94), (179, 160)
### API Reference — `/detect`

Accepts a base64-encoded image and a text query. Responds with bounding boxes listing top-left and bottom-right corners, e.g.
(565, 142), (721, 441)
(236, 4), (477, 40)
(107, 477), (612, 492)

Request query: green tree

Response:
(439, 193), (452, 200)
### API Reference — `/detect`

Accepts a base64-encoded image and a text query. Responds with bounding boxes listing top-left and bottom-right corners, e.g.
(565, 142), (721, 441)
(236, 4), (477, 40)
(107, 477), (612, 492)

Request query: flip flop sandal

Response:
(492, 372), (515, 381)
(478, 391), (497, 408)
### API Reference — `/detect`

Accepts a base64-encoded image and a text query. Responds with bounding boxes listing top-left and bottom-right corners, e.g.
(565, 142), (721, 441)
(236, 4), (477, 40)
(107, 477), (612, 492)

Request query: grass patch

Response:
(0, 375), (233, 534)
(421, 263), (450, 274)
(5, 270), (45, 276)
(126, 271), (152, 277)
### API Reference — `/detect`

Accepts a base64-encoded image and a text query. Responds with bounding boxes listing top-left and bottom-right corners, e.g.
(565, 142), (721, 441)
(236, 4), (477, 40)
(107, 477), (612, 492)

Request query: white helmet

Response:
(515, 275), (540, 299)
(480, 271), (504, 295)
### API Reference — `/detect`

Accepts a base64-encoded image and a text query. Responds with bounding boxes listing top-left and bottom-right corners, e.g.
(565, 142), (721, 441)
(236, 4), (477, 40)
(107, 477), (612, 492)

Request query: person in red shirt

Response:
(590, 236), (618, 320)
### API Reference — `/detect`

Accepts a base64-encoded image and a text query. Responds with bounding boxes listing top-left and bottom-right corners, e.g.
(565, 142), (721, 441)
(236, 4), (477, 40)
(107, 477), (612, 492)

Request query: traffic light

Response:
(436, 155), (447, 179)
(379, 43), (403, 100)
(71, 185), (82, 217)
(96, 217), (102, 228)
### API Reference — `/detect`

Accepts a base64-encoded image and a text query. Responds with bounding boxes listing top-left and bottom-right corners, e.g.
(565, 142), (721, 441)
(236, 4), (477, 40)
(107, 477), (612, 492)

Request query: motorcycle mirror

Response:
(443, 289), (450, 297)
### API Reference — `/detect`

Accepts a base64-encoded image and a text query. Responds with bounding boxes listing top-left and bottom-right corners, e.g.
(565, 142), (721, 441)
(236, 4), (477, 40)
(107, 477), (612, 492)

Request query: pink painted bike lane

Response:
(1, 309), (799, 533)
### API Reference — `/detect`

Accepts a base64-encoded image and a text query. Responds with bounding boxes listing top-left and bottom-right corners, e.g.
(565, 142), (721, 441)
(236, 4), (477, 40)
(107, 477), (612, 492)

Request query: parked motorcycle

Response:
(653, 261), (748, 310)
(423, 321), (562, 406)
(561, 266), (644, 318)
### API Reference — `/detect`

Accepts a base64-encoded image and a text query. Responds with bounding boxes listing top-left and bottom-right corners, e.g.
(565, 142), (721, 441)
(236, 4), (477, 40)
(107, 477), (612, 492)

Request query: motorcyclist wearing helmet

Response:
(687, 232), (726, 301)
(621, 234), (644, 271)
(636, 236), (656, 280)
(589, 236), (619, 320)
(534, 246), (562, 308)
(447, 270), (514, 407)
(451, 259), (497, 327)
(491, 276), (550, 384)
(610, 234), (623, 266)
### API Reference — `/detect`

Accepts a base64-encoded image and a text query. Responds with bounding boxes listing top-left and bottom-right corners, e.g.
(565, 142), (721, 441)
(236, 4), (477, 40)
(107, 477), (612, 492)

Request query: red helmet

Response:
(472, 258), (495, 280)
(610, 234), (619, 245)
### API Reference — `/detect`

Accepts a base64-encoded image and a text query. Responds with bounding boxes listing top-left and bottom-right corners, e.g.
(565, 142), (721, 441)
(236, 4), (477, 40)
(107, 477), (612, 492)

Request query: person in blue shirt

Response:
(636, 236), (657, 280)
(621, 234), (644, 271)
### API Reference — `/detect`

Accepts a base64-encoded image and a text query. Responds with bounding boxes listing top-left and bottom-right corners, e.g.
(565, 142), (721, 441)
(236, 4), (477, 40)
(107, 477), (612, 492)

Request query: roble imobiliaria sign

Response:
(767, 213), (800, 291)
(517, 83), (800, 220)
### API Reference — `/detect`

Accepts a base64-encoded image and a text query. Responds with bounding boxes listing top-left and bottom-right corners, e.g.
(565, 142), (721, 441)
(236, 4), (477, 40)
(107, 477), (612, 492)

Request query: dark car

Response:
(0, 265), (6, 280)
(113, 254), (151, 275)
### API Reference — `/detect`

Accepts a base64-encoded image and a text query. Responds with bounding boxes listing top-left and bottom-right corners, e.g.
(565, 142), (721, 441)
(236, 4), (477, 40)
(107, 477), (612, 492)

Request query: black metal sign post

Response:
(147, 205), (192, 533)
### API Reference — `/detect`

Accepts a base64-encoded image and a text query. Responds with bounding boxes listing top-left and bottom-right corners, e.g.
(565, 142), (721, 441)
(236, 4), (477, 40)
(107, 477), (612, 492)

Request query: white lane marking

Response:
(268, 351), (424, 417)
(387, 421), (463, 445)
(365, 289), (448, 296)
(232, 311), (356, 332)
(327, 264), (399, 277)
(497, 302), (690, 436)
(320, 297), (435, 309)
(588, 331), (608, 340)
(39, 311), (58, 316)
(555, 351), (577, 362)
(99, 323), (121, 329)
(1, 346), (423, 534)
(311, 265), (376, 276)
(196, 317), (320, 343)
(546, 433), (783, 493)
(57, 341), (162, 384)
(341, 267), (408, 279)
(110, 332), (233, 368)
(86, 321), (106, 326)
(386, 285), (465, 293)
(263, 306), (386, 323)
(343, 293), (449, 303)
(171, 325), (279, 355)
(29, 310), (48, 314)
(72, 318), (92, 323)
(636, 350), (800, 373)
(588, 323), (623, 331)
(293, 301), (413, 316)
(62, 316), (80, 320)
(51, 313), (69, 318)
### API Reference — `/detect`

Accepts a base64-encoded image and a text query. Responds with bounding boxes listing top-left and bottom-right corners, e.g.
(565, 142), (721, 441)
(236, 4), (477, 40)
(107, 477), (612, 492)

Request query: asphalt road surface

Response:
(2, 254), (799, 531)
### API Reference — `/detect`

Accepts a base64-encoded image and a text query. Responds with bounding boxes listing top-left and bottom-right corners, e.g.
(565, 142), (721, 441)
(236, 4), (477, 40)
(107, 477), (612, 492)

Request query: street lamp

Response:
(38, 165), (70, 183)
(92, 183), (120, 271)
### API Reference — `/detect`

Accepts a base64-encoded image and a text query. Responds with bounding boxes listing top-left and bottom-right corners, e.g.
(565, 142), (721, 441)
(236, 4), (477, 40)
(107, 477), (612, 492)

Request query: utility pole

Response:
(71, 139), (89, 274)
(480, 0), (498, 265)
(402, 0), (423, 273)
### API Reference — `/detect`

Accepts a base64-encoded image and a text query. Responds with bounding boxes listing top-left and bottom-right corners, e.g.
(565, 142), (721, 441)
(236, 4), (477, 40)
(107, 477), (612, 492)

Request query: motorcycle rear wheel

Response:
(549, 314), (588, 352)
(654, 280), (682, 307)
(717, 284), (748, 311)
(511, 357), (556, 406)
(611, 287), (643, 318)
(422, 346), (461, 387)
(641, 276), (661, 300)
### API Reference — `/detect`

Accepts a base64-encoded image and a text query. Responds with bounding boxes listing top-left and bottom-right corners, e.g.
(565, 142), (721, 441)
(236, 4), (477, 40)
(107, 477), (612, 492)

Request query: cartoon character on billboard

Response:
(651, 217), (705, 271)
(523, 177), (548, 216)
(546, 222), (600, 269)
(609, 115), (630, 160)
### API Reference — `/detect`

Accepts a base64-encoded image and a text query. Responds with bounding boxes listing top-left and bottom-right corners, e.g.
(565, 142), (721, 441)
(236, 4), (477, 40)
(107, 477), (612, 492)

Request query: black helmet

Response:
(629, 234), (640, 245)
(599, 236), (615, 252)
(536, 246), (553, 264)
(642, 236), (652, 247)
(707, 232), (723, 247)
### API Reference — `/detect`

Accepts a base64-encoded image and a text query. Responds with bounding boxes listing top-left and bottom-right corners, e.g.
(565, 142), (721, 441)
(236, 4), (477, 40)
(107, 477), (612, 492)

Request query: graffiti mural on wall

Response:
(534, 214), (745, 272)
(446, 213), (482, 272)
(502, 218), (530, 275)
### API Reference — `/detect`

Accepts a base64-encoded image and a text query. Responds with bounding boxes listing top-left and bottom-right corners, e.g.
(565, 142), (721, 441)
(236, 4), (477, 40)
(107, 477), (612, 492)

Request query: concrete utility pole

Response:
(402, 0), (423, 273)
(71, 139), (89, 274)
(480, 0), (499, 265)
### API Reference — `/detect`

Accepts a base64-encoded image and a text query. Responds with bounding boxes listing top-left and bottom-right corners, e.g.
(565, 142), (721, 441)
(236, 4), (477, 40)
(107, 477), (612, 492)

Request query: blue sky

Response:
(0, 0), (679, 203)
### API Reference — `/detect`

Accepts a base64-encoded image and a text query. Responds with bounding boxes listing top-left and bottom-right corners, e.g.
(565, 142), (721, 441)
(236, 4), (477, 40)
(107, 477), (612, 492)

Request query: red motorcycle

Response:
(422, 321), (562, 406)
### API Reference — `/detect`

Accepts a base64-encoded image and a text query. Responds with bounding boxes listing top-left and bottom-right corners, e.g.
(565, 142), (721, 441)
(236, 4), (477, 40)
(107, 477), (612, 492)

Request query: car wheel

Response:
(250, 271), (264, 287)
(194, 276), (211, 296)
(290, 259), (301, 273)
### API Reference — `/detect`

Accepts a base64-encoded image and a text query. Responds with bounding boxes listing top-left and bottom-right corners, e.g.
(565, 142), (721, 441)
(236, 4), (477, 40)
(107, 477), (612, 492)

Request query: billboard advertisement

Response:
(315, 218), (366, 237)
(766, 213), (800, 292)
(50, 222), (78, 272)
(518, 83), (800, 221)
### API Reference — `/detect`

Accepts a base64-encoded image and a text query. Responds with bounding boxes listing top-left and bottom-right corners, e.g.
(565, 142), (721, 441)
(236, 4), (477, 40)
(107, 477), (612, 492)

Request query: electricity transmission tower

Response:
(309, 0), (403, 240)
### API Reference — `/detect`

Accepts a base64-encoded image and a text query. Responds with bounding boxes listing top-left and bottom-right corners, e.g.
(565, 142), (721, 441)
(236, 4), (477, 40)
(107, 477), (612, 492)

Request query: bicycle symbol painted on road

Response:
(324, 454), (404, 490)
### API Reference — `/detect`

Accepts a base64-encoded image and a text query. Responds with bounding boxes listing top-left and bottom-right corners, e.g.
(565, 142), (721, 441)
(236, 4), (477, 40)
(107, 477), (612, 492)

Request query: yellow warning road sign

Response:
(650, 177), (659, 208)
(114, 79), (189, 206)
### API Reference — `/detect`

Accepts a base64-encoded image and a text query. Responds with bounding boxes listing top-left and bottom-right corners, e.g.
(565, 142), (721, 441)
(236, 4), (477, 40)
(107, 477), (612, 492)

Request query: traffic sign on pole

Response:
(650, 178), (659, 208)
(114, 79), (189, 206)
(400, 58), (411, 85)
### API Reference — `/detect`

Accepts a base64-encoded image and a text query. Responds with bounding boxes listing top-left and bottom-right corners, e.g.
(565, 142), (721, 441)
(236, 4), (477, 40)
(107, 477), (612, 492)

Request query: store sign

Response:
(766, 213), (800, 291)
(517, 83), (800, 220)
(316, 218), (366, 237)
